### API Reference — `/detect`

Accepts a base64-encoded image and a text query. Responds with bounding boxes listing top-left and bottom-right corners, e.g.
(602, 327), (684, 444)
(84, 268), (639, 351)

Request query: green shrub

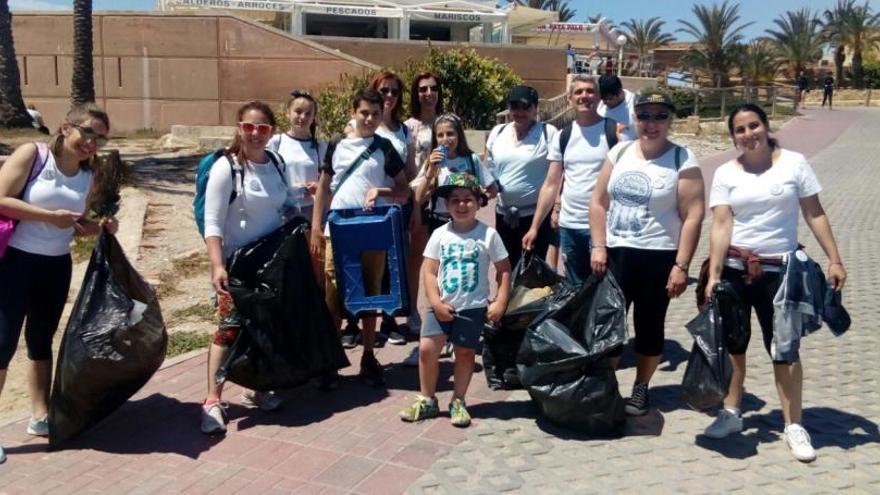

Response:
(278, 48), (523, 137)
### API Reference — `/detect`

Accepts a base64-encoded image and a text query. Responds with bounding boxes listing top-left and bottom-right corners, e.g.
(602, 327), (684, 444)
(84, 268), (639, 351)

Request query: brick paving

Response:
(0, 108), (877, 494)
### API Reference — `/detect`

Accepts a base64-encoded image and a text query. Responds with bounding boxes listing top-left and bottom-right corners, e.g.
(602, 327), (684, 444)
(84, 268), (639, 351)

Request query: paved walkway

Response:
(1, 108), (878, 494)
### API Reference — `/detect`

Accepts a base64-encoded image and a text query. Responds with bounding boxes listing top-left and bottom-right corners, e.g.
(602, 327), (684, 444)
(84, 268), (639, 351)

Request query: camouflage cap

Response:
(436, 171), (488, 206)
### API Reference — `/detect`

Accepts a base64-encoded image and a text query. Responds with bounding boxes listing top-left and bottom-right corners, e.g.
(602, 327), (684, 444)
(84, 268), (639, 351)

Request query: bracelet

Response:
(830, 261), (844, 267)
(674, 261), (690, 273)
(591, 244), (606, 249)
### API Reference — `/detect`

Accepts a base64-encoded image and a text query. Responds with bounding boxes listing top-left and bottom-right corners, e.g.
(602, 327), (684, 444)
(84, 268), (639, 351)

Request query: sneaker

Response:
(381, 317), (407, 345)
(440, 341), (454, 358)
(26, 415), (49, 437)
(241, 390), (283, 411)
(341, 322), (359, 349)
(403, 346), (420, 367)
(359, 353), (385, 387)
(784, 423), (817, 462)
(624, 382), (649, 416)
(0, 443), (5, 464)
(704, 409), (743, 439)
(399, 395), (440, 422)
(317, 369), (340, 391)
(201, 402), (228, 434)
(449, 398), (472, 427)
(372, 327), (388, 348)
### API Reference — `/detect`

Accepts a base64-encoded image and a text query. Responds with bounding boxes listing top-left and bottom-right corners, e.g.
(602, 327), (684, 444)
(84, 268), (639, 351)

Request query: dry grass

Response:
(171, 302), (215, 322)
(156, 250), (211, 299)
(166, 330), (213, 357)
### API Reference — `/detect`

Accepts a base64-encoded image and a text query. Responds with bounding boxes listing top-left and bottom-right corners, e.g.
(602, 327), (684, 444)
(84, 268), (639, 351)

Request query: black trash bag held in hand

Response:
(484, 251), (564, 390)
(49, 233), (167, 446)
(218, 219), (349, 391)
(681, 283), (743, 411)
(517, 272), (627, 434)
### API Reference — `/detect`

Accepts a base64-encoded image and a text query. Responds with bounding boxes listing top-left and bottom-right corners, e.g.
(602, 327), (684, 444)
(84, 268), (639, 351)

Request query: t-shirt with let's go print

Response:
(423, 221), (509, 311)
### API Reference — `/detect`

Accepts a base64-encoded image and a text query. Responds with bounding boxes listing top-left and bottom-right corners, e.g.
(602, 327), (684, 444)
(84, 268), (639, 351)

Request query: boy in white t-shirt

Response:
(311, 88), (409, 388)
(400, 172), (510, 427)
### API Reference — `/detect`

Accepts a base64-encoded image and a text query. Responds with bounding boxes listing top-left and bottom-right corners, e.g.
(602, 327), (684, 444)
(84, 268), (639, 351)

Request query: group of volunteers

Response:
(0, 70), (847, 464)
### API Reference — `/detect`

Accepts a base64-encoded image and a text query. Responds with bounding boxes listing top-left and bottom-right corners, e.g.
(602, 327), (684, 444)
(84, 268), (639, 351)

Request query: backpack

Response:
(557, 118), (619, 158)
(192, 149), (285, 237)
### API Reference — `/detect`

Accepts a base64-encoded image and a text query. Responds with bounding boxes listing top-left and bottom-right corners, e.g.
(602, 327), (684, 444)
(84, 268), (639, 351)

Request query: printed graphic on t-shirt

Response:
(609, 170), (652, 237)
(440, 239), (481, 294)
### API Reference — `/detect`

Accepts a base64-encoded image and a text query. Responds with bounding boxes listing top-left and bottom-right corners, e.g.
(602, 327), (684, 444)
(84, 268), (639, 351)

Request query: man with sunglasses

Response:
(597, 75), (637, 141)
(523, 75), (624, 286)
(484, 85), (558, 268)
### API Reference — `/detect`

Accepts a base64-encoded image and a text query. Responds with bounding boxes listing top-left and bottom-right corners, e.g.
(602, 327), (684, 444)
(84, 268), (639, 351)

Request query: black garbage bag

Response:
(681, 283), (740, 411)
(484, 251), (565, 390)
(517, 272), (627, 434)
(218, 218), (349, 391)
(49, 233), (167, 446)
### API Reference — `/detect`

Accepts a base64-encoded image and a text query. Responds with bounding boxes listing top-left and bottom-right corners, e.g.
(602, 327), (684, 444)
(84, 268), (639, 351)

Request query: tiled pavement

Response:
(1, 108), (878, 494)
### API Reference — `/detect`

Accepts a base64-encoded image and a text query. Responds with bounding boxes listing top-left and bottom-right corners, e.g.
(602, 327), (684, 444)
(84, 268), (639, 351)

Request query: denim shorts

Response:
(422, 307), (487, 349)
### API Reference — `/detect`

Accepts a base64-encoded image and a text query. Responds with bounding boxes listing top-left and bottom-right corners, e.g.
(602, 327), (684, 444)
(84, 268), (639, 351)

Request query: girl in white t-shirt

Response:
(268, 90), (327, 224)
(0, 104), (117, 461)
(701, 103), (847, 462)
(590, 92), (705, 418)
(201, 101), (289, 435)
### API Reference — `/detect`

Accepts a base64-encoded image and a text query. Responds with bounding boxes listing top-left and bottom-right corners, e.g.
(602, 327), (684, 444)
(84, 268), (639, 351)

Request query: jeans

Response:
(558, 227), (591, 287)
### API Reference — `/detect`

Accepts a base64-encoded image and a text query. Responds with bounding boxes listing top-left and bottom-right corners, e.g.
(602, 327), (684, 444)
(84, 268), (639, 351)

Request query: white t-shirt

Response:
(424, 221), (509, 311)
(606, 142), (699, 250)
(203, 153), (288, 258)
(709, 149), (822, 258)
(597, 89), (638, 141)
(348, 118), (413, 164)
(486, 121), (558, 212)
(547, 120), (613, 229)
(413, 153), (495, 215)
(267, 133), (327, 208)
(9, 149), (92, 256)
(404, 117), (434, 170)
(323, 135), (405, 210)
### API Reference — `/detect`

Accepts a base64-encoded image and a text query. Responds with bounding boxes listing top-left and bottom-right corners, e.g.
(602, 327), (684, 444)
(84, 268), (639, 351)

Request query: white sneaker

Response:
(440, 341), (454, 358)
(201, 402), (228, 434)
(26, 415), (49, 437)
(404, 346), (420, 367)
(784, 423), (816, 462)
(241, 390), (283, 411)
(704, 409), (743, 439)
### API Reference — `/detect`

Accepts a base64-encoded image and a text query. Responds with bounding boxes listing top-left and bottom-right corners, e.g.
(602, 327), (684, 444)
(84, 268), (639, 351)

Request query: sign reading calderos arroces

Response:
(167, 0), (293, 11)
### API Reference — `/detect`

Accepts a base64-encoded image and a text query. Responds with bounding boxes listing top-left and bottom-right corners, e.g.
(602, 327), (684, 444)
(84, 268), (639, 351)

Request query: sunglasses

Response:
(635, 111), (671, 122)
(379, 87), (400, 97)
(418, 85), (439, 94)
(238, 122), (273, 136)
(72, 124), (109, 148)
(509, 101), (533, 111)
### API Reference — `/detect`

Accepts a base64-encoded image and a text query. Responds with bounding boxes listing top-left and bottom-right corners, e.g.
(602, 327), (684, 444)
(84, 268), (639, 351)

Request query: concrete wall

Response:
(13, 12), (376, 132)
(312, 36), (567, 98)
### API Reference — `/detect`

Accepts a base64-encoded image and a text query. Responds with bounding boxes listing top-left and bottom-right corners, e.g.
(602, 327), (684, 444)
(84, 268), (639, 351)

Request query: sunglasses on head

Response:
(418, 85), (439, 94)
(72, 124), (109, 148)
(635, 111), (671, 122)
(238, 122), (273, 136)
(379, 87), (400, 97)
(509, 101), (533, 111)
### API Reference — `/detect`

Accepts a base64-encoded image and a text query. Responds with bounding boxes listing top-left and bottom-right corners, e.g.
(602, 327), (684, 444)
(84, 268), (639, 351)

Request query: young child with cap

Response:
(400, 172), (511, 427)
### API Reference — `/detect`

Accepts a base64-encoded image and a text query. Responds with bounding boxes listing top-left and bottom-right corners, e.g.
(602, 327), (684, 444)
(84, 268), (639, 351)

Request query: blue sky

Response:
(12, 0), (845, 42)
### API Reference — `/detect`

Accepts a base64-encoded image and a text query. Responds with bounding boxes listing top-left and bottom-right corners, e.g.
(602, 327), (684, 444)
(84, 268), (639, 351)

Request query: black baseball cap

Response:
(507, 85), (539, 106)
(635, 92), (676, 112)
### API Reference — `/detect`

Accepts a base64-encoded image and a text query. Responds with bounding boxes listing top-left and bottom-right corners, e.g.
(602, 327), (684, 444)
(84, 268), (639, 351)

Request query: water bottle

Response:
(438, 144), (449, 169)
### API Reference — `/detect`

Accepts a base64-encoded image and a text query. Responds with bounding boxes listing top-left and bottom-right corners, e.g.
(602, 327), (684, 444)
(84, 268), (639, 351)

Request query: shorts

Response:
(421, 307), (486, 349)
(214, 291), (242, 347)
(324, 235), (386, 321)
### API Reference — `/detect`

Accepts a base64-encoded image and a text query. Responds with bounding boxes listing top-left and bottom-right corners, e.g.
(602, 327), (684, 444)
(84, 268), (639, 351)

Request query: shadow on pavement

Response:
(615, 339), (690, 373)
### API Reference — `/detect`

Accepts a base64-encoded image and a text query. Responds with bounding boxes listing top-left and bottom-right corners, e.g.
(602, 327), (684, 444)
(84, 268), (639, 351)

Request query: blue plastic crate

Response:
(328, 205), (410, 318)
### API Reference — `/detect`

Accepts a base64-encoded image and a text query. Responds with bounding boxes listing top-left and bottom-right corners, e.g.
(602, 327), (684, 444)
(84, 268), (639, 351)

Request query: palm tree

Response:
(515, 0), (577, 22)
(822, 0), (853, 87)
(71, 0), (95, 105)
(765, 8), (824, 80)
(0, 0), (32, 128)
(678, 1), (753, 88)
(736, 40), (782, 87)
(621, 17), (675, 77)
(842, 2), (880, 89)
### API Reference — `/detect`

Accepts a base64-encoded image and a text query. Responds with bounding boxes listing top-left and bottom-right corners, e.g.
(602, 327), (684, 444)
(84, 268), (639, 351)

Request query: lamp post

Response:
(616, 34), (627, 77)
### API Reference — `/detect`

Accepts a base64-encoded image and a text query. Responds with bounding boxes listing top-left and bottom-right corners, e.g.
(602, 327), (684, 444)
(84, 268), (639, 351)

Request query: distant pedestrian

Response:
(26, 104), (49, 134)
(565, 44), (577, 74)
(701, 103), (847, 463)
(822, 72), (834, 110)
(796, 72), (809, 110)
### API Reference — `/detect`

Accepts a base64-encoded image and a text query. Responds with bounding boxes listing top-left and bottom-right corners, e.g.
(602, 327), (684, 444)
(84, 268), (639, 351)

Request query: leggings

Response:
(822, 90), (833, 108)
(0, 247), (72, 369)
(607, 247), (676, 357)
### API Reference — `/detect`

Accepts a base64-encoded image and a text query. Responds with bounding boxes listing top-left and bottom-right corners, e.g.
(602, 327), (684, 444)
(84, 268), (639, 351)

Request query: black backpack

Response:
(557, 117), (619, 159)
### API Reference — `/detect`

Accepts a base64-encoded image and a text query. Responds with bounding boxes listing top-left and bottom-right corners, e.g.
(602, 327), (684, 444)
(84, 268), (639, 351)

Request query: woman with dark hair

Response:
(590, 92), (705, 418)
(0, 103), (118, 462)
(701, 103), (846, 462)
(201, 100), (289, 434)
